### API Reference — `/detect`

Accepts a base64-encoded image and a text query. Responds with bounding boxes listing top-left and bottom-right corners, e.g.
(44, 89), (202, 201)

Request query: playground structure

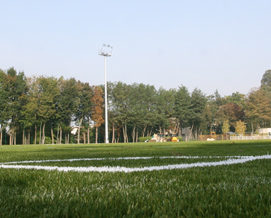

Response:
(148, 134), (179, 142)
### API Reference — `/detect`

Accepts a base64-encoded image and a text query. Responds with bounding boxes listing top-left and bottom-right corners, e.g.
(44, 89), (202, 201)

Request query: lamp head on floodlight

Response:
(99, 44), (113, 57)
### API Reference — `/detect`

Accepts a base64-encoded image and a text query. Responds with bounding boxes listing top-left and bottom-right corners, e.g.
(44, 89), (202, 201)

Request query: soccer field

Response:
(0, 141), (271, 217)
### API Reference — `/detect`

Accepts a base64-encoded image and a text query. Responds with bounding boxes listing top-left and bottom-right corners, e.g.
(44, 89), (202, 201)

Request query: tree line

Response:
(0, 67), (271, 145)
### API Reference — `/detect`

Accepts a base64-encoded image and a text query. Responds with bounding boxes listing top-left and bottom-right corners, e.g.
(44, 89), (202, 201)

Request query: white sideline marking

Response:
(0, 155), (250, 165)
(0, 155), (270, 173)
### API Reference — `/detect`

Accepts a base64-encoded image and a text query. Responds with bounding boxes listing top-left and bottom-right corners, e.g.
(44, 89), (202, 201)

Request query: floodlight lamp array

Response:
(99, 44), (113, 57)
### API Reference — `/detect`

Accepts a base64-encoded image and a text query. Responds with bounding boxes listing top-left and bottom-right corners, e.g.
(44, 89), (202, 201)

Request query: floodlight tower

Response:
(99, 44), (112, 144)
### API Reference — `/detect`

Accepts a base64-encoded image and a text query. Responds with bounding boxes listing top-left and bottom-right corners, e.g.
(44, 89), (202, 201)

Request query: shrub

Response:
(36, 136), (53, 144)
(177, 136), (183, 141)
(138, 137), (152, 142)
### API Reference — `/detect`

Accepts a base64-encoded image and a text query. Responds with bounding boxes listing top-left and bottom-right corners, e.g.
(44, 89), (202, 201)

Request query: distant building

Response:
(258, 128), (271, 135)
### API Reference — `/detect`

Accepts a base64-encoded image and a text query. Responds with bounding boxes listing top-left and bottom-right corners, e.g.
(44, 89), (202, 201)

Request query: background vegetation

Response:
(1, 68), (271, 145)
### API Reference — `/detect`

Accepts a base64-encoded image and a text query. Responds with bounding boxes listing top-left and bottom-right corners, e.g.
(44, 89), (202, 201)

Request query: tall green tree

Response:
(109, 82), (131, 142)
(189, 88), (207, 139)
(37, 77), (60, 144)
(261, 70), (271, 90)
(4, 68), (28, 145)
(155, 88), (176, 136)
(174, 86), (191, 136)
(0, 69), (9, 145)
(74, 82), (92, 144)
(21, 77), (39, 144)
(225, 92), (246, 107)
(91, 86), (104, 144)
(246, 88), (271, 132)
(203, 90), (225, 134)
(55, 77), (80, 144)
(216, 103), (245, 128)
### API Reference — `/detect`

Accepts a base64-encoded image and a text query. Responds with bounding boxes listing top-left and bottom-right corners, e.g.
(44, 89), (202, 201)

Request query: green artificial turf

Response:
(0, 140), (271, 217)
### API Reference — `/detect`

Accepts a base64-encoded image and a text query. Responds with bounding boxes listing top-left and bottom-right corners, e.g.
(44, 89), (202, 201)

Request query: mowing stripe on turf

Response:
(0, 155), (270, 173)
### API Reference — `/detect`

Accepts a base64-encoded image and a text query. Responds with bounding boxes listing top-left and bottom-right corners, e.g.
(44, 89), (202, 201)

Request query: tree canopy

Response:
(0, 67), (270, 144)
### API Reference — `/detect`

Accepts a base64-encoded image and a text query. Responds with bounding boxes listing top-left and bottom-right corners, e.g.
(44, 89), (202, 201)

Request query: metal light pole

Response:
(99, 44), (112, 144)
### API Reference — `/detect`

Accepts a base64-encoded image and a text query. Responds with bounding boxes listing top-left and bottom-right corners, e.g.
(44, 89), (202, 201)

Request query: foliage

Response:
(189, 89), (207, 137)
(222, 120), (230, 134)
(0, 68), (271, 144)
(235, 120), (246, 135)
(138, 136), (152, 142)
(217, 103), (244, 124)
(176, 136), (183, 141)
(225, 92), (246, 107)
(92, 86), (104, 143)
(174, 86), (191, 130)
(261, 69), (271, 89)
(246, 88), (271, 130)
(91, 86), (104, 128)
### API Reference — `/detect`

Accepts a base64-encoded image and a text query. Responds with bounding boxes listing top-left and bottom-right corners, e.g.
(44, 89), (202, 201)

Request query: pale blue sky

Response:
(0, 0), (270, 95)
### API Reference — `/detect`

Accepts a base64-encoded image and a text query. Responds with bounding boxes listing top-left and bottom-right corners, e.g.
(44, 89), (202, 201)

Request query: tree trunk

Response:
(0, 127), (2, 145)
(147, 129), (152, 137)
(9, 133), (12, 145)
(117, 129), (120, 143)
(27, 130), (31, 144)
(14, 132), (16, 145)
(178, 122), (182, 137)
(24, 129), (26, 144)
(34, 125), (37, 145)
(77, 127), (80, 144)
(112, 123), (115, 143)
(122, 125), (128, 143)
(22, 128), (25, 145)
(68, 134), (70, 144)
(132, 126), (136, 143)
(56, 125), (59, 144)
(142, 125), (147, 137)
(65, 134), (69, 144)
(147, 129), (153, 137)
(51, 128), (54, 144)
(77, 118), (83, 144)
(42, 123), (46, 144)
(87, 127), (90, 144)
(60, 126), (62, 144)
(39, 123), (42, 144)
(95, 127), (98, 144)
(83, 132), (86, 144)
(189, 124), (194, 141)
(136, 129), (138, 142)
(122, 126), (125, 143)
(125, 124), (128, 143)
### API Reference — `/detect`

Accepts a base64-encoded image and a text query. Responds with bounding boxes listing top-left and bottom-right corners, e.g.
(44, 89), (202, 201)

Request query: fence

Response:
(230, 135), (271, 140)
(199, 134), (229, 141)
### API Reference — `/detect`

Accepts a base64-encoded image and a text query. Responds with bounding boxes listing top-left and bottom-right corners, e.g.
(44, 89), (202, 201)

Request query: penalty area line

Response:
(0, 155), (251, 165)
(0, 155), (270, 173)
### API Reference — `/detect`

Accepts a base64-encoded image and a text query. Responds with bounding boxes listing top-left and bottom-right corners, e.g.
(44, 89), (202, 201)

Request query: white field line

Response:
(0, 155), (251, 165)
(0, 155), (270, 173)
